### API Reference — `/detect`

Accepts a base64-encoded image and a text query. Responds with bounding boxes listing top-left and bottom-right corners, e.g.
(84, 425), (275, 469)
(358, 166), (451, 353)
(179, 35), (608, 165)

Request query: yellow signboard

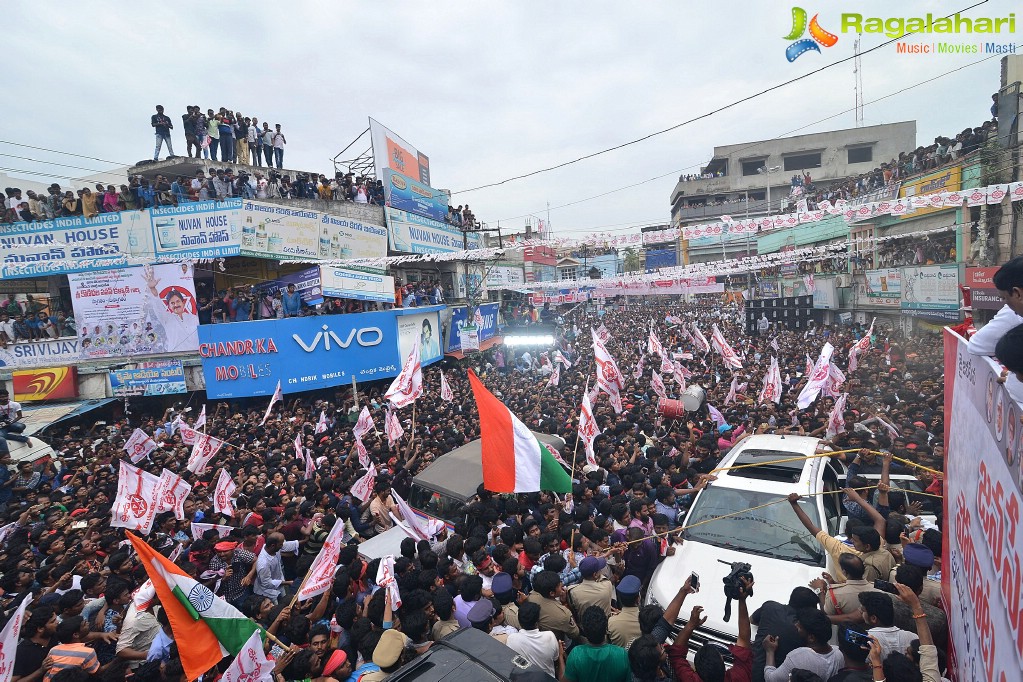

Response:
(898, 165), (962, 218)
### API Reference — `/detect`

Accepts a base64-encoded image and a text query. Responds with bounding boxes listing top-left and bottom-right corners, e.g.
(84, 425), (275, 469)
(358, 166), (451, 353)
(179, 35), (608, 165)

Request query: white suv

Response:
(646, 434), (845, 657)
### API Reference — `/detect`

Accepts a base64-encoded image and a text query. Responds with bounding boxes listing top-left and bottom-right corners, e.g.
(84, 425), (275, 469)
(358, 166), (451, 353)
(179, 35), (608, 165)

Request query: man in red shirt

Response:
(667, 576), (754, 682)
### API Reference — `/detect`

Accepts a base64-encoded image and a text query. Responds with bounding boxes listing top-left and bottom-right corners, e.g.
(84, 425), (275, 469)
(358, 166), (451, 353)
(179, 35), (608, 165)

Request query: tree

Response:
(622, 247), (643, 273)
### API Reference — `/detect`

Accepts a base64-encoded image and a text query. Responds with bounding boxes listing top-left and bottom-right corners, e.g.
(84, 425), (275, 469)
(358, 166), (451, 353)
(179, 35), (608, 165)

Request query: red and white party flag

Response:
(692, 324), (711, 354)
(385, 337), (423, 408)
(592, 329), (625, 393)
(823, 363), (846, 398)
(826, 393), (849, 439)
(194, 405), (207, 431)
(178, 425), (197, 446)
(578, 388), (601, 467)
(633, 354), (645, 381)
(648, 329), (665, 357)
(651, 370), (667, 400)
(376, 555), (402, 610)
(594, 324), (612, 345)
(304, 445), (316, 480)
(707, 404), (726, 428)
(659, 352), (674, 374)
(351, 463), (377, 503)
(295, 518), (347, 602)
(440, 370), (454, 401)
(189, 522), (234, 541)
(355, 436), (372, 469)
(384, 410), (404, 446)
(389, 490), (429, 542)
(260, 380), (283, 425)
(213, 469), (236, 517)
(353, 406), (375, 440)
(315, 410), (328, 434)
(0, 593), (31, 679)
(759, 357), (783, 405)
(548, 362), (561, 387)
(848, 345), (860, 373)
(156, 469), (192, 520)
(797, 342), (835, 409)
(123, 428), (158, 464)
(111, 461), (161, 534)
(805, 353), (814, 378)
(186, 432), (224, 475)
(711, 324), (743, 370)
(770, 337), (780, 352)
(724, 376), (738, 405)
(554, 349), (572, 368)
(220, 630), (273, 682)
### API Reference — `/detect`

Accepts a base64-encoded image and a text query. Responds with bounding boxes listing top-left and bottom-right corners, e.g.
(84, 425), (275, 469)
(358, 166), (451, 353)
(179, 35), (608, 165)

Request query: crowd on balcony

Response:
(446, 204), (480, 229)
(792, 119), (997, 209)
(678, 171), (726, 182)
(0, 294), (76, 347)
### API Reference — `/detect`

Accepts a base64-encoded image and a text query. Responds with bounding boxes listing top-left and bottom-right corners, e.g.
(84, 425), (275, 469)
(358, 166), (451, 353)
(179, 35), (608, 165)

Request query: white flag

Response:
(187, 432), (224, 474)
(651, 370), (667, 400)
(711, 324), (743, 370)
(385, 337), (423, 408)
(659, 353), (674, 375)
(190, 522), (233, 541)
(592, 329), (625, 393)
(353, 406), (375, 440)
(692, 324), (711, 354)
(595, 324), (612, 344)
(260, 380), (284, 425)
(648, 329), (665, 357)
(213, 469), (236, 517)
(355, 436), (372, 469)
(376, 555), (402, 610)
(194, 405), (207, 431)
(826, 393), (849, 439)
(351, 463), (377, 503)
(548, 362), (561, 387)
(178, 425), (198, 446)
(633, 355), (645, 381)
(770, 337), (780, 352)
(440, 370), (454, 402)
(707, 404), (726, 428)
(315, 410), (328, 434)
(797, 343), (836, 409)
(123, 428), (158, 464)
(805, 354), (814, 378)
(554, 349), (572, 368)
(220, 630), (274, 682)
(759, 357), (783, 405)
(578, 389), (601, 467)
(295, 519), (348, 602)
(390, 490), (429, 541)
(823, 363), (846, 398)
(385, 410), (404, 446)
(111, 461), (161, 534)
(724, 376), (738, 405)
(0, 591), (31, 681)
(156, 469), (192, 520)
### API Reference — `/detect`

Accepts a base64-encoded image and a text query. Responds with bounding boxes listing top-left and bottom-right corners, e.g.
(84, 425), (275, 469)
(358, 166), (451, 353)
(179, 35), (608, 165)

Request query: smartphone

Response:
(843, 628), (870, 649)
(690, 572), (700, 591)
(873, 579), (898, 595)
(72, 521), (88, 530)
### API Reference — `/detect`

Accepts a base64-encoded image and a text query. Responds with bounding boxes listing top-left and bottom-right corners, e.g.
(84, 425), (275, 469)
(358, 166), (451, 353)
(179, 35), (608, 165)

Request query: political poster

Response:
(396, 309), (443, 365)
(446, 303), (499, 353)
(943, 330), (1022, 682)
(110, 360), (187, 397)
(863, 269), (901, 307)
(69, 263), (199, 359)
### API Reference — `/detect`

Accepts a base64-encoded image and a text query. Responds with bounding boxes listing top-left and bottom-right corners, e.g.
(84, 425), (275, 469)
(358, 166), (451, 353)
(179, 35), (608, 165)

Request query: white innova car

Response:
(646, 435), (846, 660)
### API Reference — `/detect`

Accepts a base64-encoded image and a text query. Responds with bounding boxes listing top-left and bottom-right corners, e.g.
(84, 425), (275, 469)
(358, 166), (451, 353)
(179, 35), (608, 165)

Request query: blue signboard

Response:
(197, 306), (444, 398)
(384, 169), (448, 223)
(251, 267), (324, 306)
(110, 361), (187, 397)
(446, 303), (499, 353)
(645, 248), (677, 271)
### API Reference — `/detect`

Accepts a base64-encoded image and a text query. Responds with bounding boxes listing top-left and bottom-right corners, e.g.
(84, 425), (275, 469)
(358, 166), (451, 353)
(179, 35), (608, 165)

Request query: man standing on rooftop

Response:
(152, 105), (174, 161)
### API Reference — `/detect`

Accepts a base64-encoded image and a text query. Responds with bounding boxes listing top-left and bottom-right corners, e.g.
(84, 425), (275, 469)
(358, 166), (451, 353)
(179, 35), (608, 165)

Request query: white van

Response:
(646, 435), (846, 658)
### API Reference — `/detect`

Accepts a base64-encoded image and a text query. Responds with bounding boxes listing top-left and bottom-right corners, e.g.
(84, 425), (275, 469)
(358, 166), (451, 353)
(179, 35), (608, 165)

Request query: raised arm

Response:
(787, 493), (822, 536)
(843, 487), (886, 539)
(662, 574), (698, 626)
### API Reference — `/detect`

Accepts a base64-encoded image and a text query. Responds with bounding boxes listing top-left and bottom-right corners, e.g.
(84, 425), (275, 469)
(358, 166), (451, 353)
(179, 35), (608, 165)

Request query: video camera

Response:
(718, 560), (753, 622)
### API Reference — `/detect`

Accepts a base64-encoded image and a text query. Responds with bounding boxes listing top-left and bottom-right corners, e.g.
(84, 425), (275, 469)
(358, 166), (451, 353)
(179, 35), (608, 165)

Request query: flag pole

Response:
(569, 376), (591, 479)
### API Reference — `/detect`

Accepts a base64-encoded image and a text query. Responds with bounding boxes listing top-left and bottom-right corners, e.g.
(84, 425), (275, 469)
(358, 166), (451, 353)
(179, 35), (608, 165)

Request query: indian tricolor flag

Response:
(127, 532), (260, 682)
(468, 369), (572, 494)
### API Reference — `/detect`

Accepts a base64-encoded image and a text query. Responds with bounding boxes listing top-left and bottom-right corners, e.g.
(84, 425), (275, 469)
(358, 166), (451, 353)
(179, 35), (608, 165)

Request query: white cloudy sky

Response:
(1, 0), (1015, 237)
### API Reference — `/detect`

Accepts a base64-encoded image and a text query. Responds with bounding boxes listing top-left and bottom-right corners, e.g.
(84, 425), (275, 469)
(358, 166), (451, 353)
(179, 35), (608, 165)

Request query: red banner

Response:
(12, 367), (78, 401)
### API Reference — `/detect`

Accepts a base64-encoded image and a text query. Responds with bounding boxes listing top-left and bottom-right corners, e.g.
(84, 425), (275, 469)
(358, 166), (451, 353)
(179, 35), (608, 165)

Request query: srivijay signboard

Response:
(197, 306), (444, 398)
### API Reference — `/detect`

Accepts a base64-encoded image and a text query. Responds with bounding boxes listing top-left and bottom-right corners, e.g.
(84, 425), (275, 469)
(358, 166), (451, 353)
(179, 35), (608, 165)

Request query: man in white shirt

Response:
(858, 591), (917, 660)
(0, 390), (30, 455)
(254, 532), (299, 603)
(143, 266), (199, 353)
(968, 257), (1023, 401)
(505, 601), (561, 678)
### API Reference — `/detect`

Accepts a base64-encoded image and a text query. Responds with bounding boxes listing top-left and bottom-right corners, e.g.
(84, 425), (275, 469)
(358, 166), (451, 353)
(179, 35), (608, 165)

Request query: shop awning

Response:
(21, 398), (118, 436)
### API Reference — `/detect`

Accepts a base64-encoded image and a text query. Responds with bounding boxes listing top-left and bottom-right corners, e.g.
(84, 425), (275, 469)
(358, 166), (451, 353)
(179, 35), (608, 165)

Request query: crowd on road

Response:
(0, 288), (965, 682)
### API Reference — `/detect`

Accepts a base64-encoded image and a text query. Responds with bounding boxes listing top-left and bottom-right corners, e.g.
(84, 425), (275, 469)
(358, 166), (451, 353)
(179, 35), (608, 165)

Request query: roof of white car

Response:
(714, 434), (824, 489)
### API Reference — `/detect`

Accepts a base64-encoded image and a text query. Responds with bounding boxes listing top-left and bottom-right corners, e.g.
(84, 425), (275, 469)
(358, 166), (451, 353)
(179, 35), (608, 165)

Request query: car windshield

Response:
(683, 487), (825, 565)
(407, 484), (463, 524)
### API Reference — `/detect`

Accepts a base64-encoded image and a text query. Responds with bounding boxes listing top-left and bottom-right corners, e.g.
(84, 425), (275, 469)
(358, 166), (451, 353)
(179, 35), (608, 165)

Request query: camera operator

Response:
(667, 575), (753, 682)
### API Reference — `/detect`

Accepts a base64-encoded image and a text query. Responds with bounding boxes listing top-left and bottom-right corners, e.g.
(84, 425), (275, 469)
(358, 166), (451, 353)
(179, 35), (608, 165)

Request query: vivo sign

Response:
(292, 325), (383, 352)
(197, 307), (443, 398)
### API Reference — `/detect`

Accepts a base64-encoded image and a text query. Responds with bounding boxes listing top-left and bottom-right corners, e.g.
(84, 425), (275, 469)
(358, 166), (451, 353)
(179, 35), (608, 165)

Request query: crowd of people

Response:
(0, 286), (964, 682)
(0, 295), (75, 347)
(152, 105), (288, 169)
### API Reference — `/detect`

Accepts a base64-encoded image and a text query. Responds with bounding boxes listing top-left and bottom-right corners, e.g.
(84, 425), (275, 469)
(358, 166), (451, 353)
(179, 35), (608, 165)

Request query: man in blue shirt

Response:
(281, 284), (303, 318)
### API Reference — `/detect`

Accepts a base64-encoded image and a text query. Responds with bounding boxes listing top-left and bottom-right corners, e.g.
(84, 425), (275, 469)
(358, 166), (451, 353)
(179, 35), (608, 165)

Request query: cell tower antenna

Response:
(853, 34), (864, 127)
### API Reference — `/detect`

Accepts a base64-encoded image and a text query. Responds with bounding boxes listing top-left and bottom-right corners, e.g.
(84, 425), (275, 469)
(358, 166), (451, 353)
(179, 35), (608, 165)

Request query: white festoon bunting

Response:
(350, 463), (377, 503)
(724, 376), (738, 405)
(295, 518), (348, 602)
(376, 555), (402, 610)
(260, 380), (283, 425)
(711, 324), (743, 370)
(213, 469), (237, 517)
(315, 410), (329, 435)
(353, 406), (375, 440)
(578, 388), (601, 467)
(156, 469), (192, 520)
(187, 432), (225, 475)
(798, 342), (836, 409)
(0, 592), (31, 682)
(759, 357), (783, 405)
(111, 461), (161, 534)
(651, 370), (667, 400)
(548, 361), (561, 387)
(440, 370), (454, 402)
(384, 410), (404, 447)
(826, 393), (849, 439)
(220, 630), (273, 682)
(194, 405), (207, 431)
(692, 324), (711, 354)
(385, 336), (423, 408)
(123, 428), (158, 464)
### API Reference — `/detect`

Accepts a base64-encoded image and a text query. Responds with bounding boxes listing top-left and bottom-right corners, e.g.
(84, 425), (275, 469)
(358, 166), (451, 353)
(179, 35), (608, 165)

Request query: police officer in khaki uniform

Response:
(525, 570), (579, 643)
(809, 554), (877, 624)
(492, 572), (522, 629)
(567, 556), (615, 619)
(607, 575), (644, 648)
